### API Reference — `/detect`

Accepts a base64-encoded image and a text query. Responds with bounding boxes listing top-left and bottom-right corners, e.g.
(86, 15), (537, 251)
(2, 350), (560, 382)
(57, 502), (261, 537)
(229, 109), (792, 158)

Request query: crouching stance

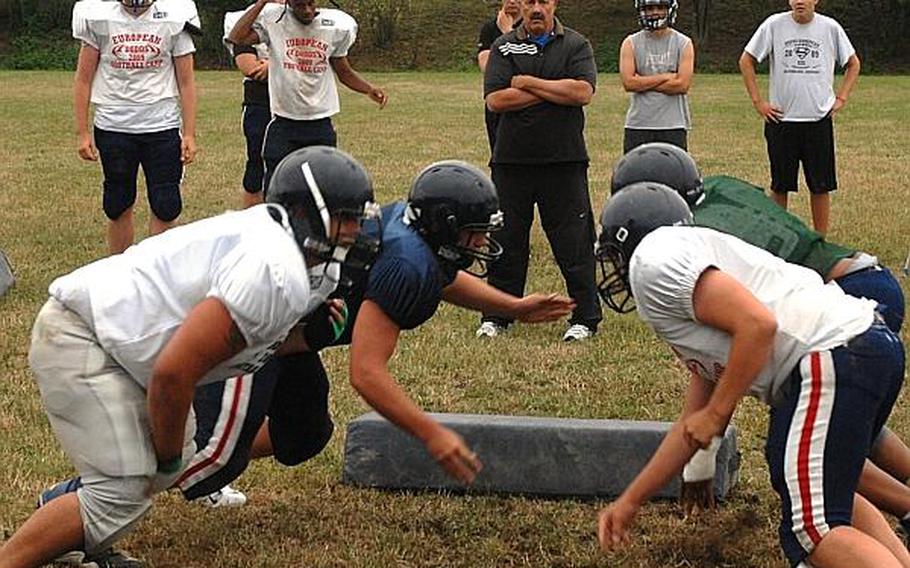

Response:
(0, 146), (376, 568)
(595, 183), (907, 567)
(178, 160), (576, 503)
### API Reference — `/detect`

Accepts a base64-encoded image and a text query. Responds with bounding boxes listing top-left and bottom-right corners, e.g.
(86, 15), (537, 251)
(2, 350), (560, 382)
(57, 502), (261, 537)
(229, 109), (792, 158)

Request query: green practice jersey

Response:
(695, 175), (855, 278)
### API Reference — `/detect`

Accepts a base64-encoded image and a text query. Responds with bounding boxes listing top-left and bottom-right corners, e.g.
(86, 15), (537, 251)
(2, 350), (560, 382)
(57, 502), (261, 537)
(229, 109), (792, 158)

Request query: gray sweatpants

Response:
(29, 298), (196, 552)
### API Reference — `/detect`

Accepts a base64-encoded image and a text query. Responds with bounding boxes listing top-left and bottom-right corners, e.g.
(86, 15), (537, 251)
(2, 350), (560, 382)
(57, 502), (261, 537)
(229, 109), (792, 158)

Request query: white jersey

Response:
(630, 226), (875, 405)
(48, 205), (314, 389)
(72, 0), (199, 133)
(253, 6), (357, 120)
(744, 12), (855, 122)
(223, 7), (268, 61)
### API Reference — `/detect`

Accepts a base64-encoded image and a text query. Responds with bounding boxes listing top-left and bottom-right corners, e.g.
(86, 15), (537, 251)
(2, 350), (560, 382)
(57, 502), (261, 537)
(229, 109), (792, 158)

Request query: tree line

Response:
(1, 0), (908, 71)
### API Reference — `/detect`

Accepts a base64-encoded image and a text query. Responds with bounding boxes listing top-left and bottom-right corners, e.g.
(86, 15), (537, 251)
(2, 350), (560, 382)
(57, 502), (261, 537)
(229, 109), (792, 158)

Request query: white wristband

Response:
(682, 436), (721, 483)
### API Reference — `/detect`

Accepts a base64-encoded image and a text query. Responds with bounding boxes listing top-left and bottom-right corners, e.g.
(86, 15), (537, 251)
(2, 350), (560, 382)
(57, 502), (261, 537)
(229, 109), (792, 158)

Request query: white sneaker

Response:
(196, 485), (247, 508)
(562, 324), (595, 342)
(476, 321), (507, 338)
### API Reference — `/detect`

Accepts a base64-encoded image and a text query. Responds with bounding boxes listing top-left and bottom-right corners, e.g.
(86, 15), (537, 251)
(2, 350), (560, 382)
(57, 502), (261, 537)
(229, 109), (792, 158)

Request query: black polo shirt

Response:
(477, 16), (521, 53)
(484, 19), (596, 165)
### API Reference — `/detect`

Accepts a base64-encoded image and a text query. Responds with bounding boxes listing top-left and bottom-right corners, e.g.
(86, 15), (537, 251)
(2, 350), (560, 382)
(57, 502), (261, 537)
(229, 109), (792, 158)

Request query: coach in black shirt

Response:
(476, 0), (520, 152)
(479, 0), (601, 342)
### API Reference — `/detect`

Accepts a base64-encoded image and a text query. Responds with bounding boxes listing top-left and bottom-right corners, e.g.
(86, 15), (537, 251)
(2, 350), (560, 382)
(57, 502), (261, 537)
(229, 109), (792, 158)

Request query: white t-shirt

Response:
(48, 204), (315, 388)
(630, 226), (875, 406)
(744, 12), (855, 121)
(223, 7), (269, 61)
(72, 0), (199, 133)
(253, 6), (357, 120)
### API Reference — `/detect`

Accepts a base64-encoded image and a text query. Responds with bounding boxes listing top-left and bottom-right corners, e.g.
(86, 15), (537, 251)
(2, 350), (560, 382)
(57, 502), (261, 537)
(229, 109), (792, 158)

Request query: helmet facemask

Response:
(288, 161), (379, 289)
(595, 239), (635, 314)
(120, 0), (155, 16)
(444, 211), (505, 278)
(635, 0), (677, 31)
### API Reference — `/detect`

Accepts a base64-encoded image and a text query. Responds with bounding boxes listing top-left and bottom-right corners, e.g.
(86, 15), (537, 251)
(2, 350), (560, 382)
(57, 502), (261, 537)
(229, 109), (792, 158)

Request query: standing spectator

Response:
(477, 0), (521, 153)
(739, 0), (860, 236)
(224, 6), (273, 209)
(73, 0), (199, 255)
(479, 0), (602, 341)
(619, 0), (694, 153)
(228, 0), (388, 195)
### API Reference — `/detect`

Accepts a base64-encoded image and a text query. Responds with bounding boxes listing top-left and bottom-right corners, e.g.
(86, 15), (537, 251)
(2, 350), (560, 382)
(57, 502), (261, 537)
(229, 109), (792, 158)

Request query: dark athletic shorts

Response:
(764, 116), (836, 195)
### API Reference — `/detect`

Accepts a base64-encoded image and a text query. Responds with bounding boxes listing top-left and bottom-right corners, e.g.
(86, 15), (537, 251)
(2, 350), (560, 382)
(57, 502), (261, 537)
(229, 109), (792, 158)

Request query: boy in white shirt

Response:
(739, 0), (860, 236)
(72, 0), (200, 254)
(227, 0), (388, 195)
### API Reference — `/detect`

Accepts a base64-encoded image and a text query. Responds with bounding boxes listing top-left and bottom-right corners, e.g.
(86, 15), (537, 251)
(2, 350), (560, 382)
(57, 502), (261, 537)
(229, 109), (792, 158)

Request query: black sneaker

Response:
(82, 549), (144, 568)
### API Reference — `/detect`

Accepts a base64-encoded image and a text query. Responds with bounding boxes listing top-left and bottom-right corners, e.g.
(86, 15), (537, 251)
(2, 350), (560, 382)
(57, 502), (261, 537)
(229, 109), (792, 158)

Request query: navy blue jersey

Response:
(334, 202), (455, 344)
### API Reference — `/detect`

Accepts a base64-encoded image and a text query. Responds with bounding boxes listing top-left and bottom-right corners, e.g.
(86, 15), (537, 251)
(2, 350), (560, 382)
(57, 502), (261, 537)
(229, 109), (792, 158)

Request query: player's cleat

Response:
(562, 324), (596, 342)
(37, 477), (83, 508)
(476, 321), (507, 338)
(81, 548), (144, 568)
(194, 484), (248, 508)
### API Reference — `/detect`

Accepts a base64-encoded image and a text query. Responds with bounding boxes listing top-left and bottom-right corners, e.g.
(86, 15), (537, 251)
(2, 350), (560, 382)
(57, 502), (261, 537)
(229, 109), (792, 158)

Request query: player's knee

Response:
(148, 184), (182, 222)
(273, 416), (334, 466)
(79, 476), (152, 554)
(102, 184), (137, 220)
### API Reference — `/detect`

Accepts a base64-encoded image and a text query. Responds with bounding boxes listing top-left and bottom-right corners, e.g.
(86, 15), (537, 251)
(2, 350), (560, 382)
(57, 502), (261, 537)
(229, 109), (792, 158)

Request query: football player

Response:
(226, 0), (388, 196)
(0, 147), (377, 568)
(172, 160), (576, 504)
(608, 143), (910, 524)
(595, 182), (907, 567)
(72, 0), (201, 254)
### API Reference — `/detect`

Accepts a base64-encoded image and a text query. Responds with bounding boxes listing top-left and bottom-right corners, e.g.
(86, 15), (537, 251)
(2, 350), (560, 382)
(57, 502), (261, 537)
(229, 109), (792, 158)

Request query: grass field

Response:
(0, 71), (908, 567)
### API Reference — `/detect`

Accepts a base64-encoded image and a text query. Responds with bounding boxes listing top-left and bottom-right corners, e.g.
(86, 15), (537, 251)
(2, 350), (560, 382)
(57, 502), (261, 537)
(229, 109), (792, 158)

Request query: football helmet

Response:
(405, 160), (504, 277)
(596, 181), (692, 313)
(611, 142), (704, 207)
(634, 0), (677, 31)
(266, 146), (380, 272)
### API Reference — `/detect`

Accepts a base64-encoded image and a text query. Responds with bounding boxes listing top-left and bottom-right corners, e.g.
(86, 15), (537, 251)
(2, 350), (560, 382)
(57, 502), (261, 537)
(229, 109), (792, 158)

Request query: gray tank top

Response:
(624, 29), (692, 130)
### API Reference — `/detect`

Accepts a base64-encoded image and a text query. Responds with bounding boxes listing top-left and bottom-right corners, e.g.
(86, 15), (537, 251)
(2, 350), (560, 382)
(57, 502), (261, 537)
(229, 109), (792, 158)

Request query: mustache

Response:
(530, 13), (545, 20)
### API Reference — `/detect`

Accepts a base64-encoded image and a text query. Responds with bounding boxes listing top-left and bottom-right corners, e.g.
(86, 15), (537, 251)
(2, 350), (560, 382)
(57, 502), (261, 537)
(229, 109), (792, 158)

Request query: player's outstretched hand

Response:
(598, 498), (639, 551)
(514, 293), (575, 323)
(679, 479), (716, 518)
(426, 426), (482, 485)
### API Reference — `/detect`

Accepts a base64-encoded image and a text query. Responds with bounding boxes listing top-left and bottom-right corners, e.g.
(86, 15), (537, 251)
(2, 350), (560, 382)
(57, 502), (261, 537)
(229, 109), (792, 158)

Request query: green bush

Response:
(0, 34), (78, 70)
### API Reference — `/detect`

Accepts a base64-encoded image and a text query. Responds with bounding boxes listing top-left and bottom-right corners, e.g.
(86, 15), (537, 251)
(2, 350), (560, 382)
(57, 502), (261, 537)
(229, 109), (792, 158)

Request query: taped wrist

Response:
(683, 436), (721, 483)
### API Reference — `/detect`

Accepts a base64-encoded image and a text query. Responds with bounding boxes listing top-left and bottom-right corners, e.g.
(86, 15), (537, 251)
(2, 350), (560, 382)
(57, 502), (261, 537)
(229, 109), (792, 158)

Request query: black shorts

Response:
(261, 116), (337, 196)
(623, 128), (688, 154)
(764, 116), (837, 194)
(241, 103), (270, 193)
